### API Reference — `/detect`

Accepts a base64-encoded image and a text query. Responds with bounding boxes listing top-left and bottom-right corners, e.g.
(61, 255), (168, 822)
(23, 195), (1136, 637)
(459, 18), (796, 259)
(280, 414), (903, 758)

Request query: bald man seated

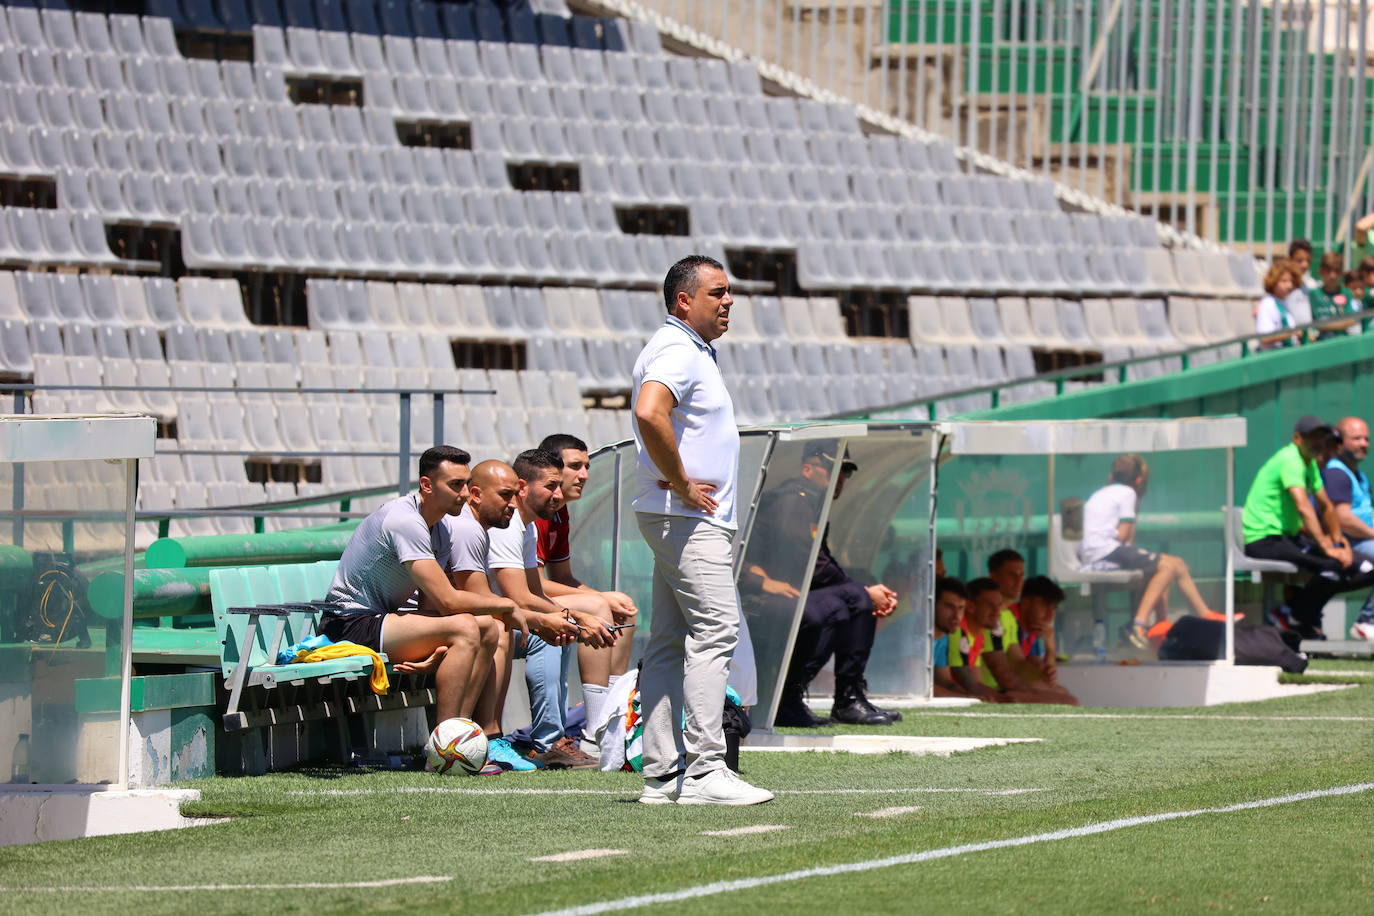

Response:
(1322, 417), (1374, 639)
(323, 446), (516, 725)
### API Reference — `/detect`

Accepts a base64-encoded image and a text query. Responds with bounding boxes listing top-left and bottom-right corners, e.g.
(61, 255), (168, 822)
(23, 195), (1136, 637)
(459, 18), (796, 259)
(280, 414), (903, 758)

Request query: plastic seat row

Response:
(150, 0), (639, 53)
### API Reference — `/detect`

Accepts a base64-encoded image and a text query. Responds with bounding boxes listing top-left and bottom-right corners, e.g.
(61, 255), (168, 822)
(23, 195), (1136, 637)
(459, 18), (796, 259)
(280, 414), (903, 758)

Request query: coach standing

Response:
(631, 256), (773, 806)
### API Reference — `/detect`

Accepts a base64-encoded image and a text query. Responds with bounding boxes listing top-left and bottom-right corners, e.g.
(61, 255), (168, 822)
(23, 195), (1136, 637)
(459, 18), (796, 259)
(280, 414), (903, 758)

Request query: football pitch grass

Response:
(3, 670), (1373, 915)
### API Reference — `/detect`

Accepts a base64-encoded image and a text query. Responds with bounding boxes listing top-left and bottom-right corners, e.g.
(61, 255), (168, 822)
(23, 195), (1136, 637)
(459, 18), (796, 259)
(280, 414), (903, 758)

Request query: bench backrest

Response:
(211, 560), (341, 679)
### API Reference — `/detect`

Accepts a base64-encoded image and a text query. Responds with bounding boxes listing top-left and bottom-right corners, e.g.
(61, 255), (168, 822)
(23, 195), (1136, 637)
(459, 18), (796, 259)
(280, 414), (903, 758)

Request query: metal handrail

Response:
(847, 305), (1374, 421)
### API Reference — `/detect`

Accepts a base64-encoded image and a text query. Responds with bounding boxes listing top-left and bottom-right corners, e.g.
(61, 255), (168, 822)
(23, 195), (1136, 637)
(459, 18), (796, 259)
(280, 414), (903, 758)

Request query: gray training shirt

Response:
(327, 493), (453, 615)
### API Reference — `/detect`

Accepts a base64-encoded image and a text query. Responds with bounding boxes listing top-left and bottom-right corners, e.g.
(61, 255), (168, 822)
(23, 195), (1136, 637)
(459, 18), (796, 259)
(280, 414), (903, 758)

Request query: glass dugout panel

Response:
(735, 435), (841, 726)
(1, 456), (131, 786)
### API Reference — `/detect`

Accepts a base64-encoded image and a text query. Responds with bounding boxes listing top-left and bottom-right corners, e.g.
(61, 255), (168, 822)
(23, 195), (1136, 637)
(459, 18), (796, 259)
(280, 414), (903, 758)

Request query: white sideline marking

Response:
(913, 712), (1374, 722)
(855, 806), (923, 819)
(700, 825), (790, 837)
(2, 877), (451, 893)
(520, 782), (1374, 916)
(288, 786), (1045, 798)
(530, 849), (628, 863)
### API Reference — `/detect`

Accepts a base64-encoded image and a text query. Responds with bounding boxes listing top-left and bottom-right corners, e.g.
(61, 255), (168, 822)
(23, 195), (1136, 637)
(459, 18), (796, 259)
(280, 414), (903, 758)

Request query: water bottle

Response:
(1092, 620), (1107, 663)
(10, 733), (29, 784)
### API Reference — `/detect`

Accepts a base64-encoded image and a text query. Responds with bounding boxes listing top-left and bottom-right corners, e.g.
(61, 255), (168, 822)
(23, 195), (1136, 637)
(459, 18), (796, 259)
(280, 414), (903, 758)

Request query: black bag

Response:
(1158, 616), (1307, 673)
(722, 695), (752, 773)
(1234, 625), (1308, 673)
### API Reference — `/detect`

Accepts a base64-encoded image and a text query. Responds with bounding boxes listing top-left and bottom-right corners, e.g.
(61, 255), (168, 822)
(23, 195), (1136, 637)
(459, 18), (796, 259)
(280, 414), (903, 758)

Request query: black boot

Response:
(773, 685), (830, 728)
(831, 678), (894, 726)
(860, 679), (903, 722)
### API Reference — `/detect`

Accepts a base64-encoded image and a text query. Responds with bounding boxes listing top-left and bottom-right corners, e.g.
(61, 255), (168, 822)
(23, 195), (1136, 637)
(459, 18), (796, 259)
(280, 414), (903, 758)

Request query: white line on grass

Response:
(288, 787), (1045, 798)
(700, 825), (791, 837)
(1, 877), (451, 893)
(530, 850), (629, 863)
(912, 712), (1374, 722)
(520, 782), (1374, 916)
(855, 806), (923, 819)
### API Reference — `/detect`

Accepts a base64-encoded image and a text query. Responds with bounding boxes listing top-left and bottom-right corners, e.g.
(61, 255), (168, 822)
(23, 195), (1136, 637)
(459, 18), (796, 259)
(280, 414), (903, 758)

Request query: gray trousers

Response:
(636, 513), (740, 779)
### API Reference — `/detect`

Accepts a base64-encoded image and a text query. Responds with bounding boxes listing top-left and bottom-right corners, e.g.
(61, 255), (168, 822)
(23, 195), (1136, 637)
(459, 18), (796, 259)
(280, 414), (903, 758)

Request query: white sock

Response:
(583, 684), (609, 731)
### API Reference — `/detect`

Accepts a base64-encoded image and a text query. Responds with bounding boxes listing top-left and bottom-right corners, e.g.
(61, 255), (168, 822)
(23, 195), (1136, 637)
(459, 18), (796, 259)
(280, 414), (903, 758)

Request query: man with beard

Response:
(323, 446), (514, 726)
(448, 458), (585, 773)
(485, 449), (616, 769)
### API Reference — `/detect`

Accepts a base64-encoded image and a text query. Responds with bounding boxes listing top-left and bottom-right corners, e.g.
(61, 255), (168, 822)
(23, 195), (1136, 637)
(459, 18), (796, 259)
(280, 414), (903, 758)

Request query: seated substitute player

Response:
(446, 459), (584, 773)
(963, 577), (1078, 705)
(486, 449), (617, 769)
(932, 578), (996, 701)
(757, 444), (901, 728)
(322, 446), (515, 726)
(532, 433), (639, 735)
(1079, 454), (1221, 649)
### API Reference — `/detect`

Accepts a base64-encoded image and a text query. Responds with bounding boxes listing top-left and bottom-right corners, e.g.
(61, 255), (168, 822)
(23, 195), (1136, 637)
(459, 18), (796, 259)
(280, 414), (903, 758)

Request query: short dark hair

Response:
(935, 577), (967, 601)
(987, 549), (1024, 573)
(537, 433), (588, 456)
(663, 254), (724, 313)
(1360, 257), (1374, 275)
(966, 577), (1001, 599)
(1288, 238), (1313, 257)
(419, 445), (470, 480)
(1021, 575), (1066, 605)
(512, 448), (563, 482)
(1319, 251), (1344, 274)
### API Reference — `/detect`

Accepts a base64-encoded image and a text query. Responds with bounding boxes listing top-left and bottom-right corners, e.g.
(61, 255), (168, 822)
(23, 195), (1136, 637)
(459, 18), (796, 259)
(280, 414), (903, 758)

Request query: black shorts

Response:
(1100, 544), (1160, 576)
(319, 610), (386, 652)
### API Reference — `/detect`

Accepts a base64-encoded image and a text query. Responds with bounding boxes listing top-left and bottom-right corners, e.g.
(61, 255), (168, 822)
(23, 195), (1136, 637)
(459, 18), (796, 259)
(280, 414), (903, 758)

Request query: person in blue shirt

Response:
(1322, 417), (1374, 640)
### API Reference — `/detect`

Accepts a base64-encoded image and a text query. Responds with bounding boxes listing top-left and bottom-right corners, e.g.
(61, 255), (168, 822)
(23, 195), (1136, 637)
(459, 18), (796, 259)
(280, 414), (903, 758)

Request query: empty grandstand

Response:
(1, 0), (1368, 562)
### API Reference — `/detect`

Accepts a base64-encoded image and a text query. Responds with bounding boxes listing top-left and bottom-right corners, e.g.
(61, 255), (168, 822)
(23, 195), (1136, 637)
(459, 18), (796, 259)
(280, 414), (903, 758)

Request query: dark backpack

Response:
(1158, 616), (1307, 673)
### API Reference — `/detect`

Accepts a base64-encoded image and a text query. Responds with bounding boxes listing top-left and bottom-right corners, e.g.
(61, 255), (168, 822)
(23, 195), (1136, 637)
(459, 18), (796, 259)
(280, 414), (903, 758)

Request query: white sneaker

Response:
(1350, 620), (1374, 641)
(676, 768), (774, 806)
(638, 771), (685, 805)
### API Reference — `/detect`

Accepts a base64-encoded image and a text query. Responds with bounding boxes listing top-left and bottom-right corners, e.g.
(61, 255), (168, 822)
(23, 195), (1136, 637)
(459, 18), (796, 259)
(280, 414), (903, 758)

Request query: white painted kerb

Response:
(0, 788), (216, 847)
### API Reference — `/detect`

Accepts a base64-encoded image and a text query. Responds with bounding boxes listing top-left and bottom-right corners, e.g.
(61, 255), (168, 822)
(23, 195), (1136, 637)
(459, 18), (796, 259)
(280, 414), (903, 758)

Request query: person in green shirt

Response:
(1309, 251), (1358, 338)
(1351, 212), (1374, 272)
(1357, 256), (1374, 311)
(1242, 415), (1374, 638)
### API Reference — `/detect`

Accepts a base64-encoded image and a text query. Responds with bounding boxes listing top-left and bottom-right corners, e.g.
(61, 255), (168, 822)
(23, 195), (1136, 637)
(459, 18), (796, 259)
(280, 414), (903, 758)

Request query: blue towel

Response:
(276, 634), (336, 666)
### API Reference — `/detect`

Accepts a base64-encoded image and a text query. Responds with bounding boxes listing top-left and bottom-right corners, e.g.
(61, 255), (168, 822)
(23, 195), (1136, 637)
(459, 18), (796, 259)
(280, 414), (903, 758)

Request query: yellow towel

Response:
(292, 642), (389, 695)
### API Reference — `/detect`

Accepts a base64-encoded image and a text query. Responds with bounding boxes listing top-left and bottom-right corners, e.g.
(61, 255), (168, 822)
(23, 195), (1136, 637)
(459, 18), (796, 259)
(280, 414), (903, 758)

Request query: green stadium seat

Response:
(211, 560), (384, 731)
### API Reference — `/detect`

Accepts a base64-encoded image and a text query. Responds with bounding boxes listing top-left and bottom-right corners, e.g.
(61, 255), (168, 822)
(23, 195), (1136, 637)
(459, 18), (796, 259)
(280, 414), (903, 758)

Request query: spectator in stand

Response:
(1345, 271), (1366, 311)
(931, 578), (995, 701)
(1288, 239), (1317, 290)
(1351, 212), (1374, 268)
(1321, 417), (1374, 641)
(1241, 416), (1374, 639)
(1360, 258), (1374, 311)
(1079, 454), (1222, 649)
(1309, 252), (1358, 338)
(1255, 260), (1304, 349)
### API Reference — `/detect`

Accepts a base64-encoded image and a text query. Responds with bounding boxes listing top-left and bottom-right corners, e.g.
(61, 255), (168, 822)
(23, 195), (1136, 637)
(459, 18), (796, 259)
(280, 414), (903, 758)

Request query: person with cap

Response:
(1241, 415), (1374, 638)
(1320, 417), (1374, 640)
(746, 443), (901, 728)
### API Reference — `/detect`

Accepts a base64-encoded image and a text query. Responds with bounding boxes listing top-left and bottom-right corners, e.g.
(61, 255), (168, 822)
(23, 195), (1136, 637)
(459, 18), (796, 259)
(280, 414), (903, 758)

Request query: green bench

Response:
(212, 561), (436, 746)
(213, 560), (378, 731)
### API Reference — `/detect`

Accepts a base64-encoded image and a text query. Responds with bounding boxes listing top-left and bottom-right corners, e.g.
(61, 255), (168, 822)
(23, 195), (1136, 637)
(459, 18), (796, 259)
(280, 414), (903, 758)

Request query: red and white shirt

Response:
(534, 507), (571, 568)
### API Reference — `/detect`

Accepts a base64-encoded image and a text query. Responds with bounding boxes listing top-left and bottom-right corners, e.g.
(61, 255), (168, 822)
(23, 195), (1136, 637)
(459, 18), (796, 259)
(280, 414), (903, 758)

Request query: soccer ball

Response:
(425, 717), (488, 775)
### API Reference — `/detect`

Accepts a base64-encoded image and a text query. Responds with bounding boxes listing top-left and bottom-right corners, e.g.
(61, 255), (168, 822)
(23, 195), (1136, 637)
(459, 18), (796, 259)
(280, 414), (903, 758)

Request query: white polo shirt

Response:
(631, 315), (740, 530)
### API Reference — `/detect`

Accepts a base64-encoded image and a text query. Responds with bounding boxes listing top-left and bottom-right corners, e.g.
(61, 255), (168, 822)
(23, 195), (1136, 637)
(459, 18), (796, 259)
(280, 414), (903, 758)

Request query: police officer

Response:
(746, 444), (900, 728)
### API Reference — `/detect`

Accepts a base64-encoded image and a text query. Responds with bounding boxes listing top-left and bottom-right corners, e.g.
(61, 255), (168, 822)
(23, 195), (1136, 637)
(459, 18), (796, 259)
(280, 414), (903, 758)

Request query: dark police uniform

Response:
(751, 474), (889, 724)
